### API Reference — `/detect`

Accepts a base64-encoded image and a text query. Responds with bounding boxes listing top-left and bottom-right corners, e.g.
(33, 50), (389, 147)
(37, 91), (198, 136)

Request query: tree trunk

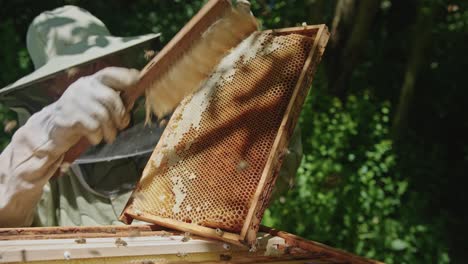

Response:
(392, 4), (435, 139)
(307, 0), (328, 25)
(327, 0), (381, 100)
(330, 0), (356, 50)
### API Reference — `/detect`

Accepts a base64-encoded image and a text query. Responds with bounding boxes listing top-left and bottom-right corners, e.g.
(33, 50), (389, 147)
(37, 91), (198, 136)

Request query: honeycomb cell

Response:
(129, 32), (314, 233)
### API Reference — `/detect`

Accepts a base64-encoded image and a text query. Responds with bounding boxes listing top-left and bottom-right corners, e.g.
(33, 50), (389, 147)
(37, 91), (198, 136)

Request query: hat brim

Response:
(0, 33), (160, 95)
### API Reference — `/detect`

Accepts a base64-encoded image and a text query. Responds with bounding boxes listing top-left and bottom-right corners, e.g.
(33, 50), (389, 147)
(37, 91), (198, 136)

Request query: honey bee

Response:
(115, 238), (128, 247)
(74, 237), (86, 244)
(215, 228), (224, 236)
(181, 232), (191, 242)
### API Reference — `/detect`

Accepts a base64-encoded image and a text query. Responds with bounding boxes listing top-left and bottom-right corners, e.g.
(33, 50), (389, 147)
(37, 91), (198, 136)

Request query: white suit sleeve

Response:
(0, 67), (139, 227)
(0, 105), (64, 227)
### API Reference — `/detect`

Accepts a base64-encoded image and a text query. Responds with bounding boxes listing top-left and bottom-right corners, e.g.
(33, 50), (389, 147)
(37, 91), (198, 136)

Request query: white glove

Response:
(0, 67), (139, 227)
(51, 67), (139, 152)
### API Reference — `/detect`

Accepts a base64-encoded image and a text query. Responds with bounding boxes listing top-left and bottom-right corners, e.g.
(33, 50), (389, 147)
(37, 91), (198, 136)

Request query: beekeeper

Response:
(0, 6), (162, 227)
(0, 5), (302, 228)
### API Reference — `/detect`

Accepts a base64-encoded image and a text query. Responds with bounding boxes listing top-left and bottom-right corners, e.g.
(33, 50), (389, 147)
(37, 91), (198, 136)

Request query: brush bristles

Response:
(145, 1), (259, 123)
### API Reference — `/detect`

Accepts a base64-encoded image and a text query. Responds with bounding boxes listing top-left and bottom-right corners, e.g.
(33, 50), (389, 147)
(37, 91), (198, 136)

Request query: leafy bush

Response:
(263, 73), (450, 263)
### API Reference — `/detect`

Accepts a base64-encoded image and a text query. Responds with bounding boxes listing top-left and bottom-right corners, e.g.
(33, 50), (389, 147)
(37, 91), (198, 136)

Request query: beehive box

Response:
(120, 25), (329, 246)
(0, 225), (382, 263)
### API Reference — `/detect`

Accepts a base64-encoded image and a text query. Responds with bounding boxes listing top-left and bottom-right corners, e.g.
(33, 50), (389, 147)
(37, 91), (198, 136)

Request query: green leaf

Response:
(391, 239), (408, 251)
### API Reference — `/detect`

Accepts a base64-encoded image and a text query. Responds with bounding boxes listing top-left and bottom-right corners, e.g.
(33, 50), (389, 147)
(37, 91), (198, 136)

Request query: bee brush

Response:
(62, 0), (258, 164)
(123, 0), (259, 122)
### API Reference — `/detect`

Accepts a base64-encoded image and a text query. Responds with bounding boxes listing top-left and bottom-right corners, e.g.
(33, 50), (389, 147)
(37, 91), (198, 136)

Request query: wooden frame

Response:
(120, 24), (330, 246)
(0, 227), (237, 263)
(260, 226), (384, 264)
(241, 24), (330, 244)
(0, 225), (382, 263)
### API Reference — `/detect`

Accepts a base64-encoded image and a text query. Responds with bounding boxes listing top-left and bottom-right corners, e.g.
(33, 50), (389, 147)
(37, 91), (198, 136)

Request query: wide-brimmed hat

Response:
(0, 5), (160, 96)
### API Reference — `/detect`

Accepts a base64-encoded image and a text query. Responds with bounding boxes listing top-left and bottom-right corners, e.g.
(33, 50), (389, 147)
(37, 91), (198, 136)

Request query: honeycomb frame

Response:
(120, 25), (330, 246)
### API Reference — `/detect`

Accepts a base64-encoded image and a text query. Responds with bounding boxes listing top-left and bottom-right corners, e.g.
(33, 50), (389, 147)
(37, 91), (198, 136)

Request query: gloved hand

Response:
(50, 67), (139, 153)
(0, 67), (139, 227)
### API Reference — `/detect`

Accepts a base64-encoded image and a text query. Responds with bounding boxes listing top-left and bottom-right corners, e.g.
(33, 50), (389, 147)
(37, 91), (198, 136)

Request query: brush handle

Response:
(122, 73), (146, 110)
(63, 138), (90, 165)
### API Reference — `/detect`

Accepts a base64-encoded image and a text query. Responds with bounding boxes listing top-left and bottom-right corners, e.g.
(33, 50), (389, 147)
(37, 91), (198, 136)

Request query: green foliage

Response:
(0, 104), (17, 149)
(263, 77), (450, 263)
(0, 17), (32, 147)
